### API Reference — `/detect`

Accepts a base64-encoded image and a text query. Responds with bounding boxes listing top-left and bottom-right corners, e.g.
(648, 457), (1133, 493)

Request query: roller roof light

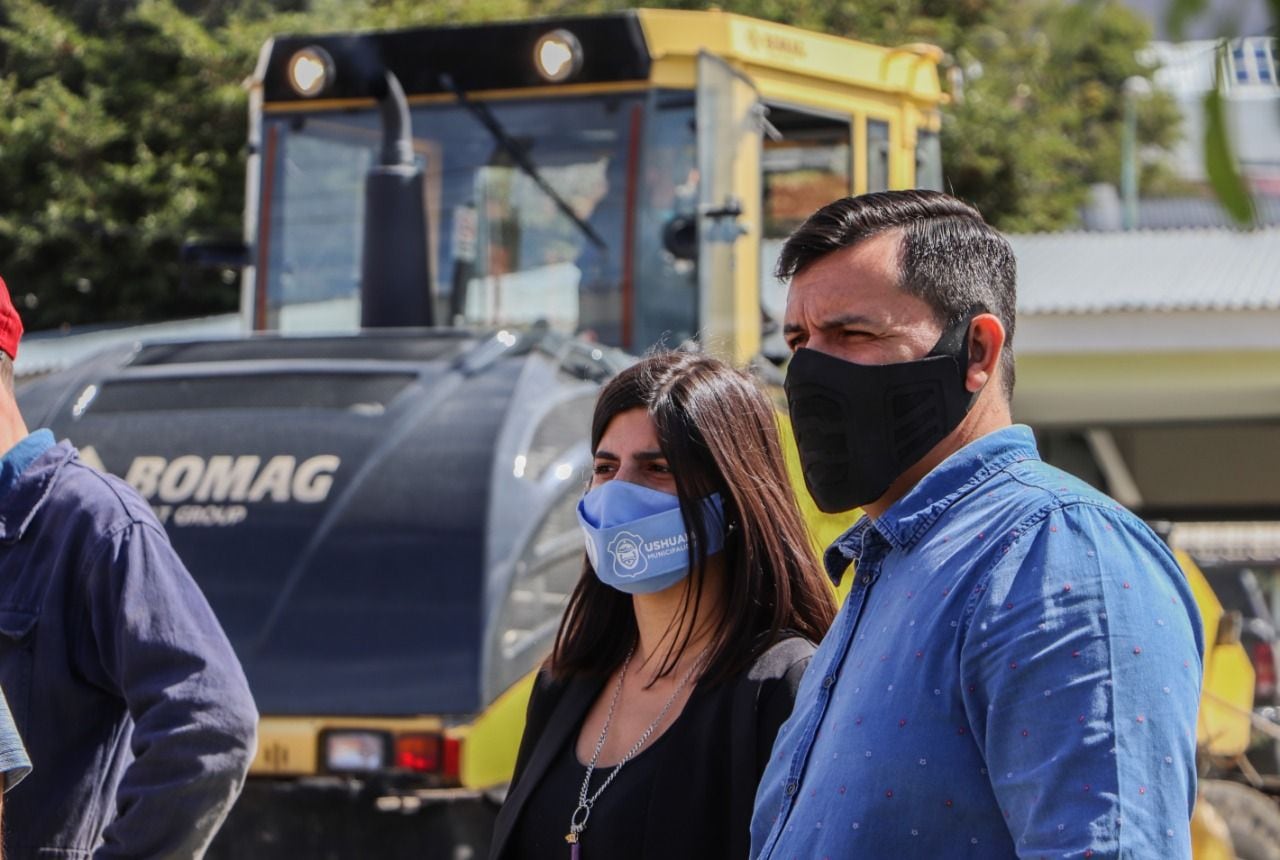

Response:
(287, 46), (335, 98)
(534, 29), (582, 83)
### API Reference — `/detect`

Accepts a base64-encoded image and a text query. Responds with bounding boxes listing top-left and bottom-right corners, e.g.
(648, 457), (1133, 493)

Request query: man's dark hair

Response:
(777, 190), (1018, 398)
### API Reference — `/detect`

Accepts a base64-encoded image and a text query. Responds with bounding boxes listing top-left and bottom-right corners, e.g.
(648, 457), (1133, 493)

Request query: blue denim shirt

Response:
(0, 683), (31, 792)
(751, 425), (1203, 859)
(0, 428), (55, 497)
(0, 435), (258, 858)
(0, 429), (46, 791)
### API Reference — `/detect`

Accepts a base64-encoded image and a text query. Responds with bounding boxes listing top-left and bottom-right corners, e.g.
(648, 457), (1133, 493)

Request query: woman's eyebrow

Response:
(592, 449), (666, 461)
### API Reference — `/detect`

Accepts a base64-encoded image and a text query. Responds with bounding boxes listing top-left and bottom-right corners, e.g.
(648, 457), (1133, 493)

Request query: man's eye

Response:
(649, 463), (672, 474)
(592, 463), (615, 475)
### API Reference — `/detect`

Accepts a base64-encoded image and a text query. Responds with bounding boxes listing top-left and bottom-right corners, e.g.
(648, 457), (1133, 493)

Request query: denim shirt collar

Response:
(0, 430), (56, 496)
(0, 437), (75, 544)
(824, 424), (1040, 583)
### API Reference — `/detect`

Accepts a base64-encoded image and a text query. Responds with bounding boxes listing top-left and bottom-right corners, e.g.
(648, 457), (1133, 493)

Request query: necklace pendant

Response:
(570, 843), (581, 860)
(565, 832), (578, 844)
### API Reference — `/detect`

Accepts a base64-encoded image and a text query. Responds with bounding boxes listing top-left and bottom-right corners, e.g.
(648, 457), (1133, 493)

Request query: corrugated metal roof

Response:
(1169, 521), (1280, 564)
(1008, 227), (1280, 314)
(1081, 195), (1280, 231)
(1137, 196), (1280, 230)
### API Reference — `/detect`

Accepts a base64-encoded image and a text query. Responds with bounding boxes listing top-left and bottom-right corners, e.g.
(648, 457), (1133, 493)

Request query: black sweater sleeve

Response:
(754, 652), (813, 777)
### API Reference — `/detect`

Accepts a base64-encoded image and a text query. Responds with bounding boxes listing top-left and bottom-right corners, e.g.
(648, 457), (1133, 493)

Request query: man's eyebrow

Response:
(593, 449), (620, 460)
(783, 314), (880, 335)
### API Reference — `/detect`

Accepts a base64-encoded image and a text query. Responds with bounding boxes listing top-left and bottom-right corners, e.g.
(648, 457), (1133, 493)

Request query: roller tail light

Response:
(322, 729), (463, 786)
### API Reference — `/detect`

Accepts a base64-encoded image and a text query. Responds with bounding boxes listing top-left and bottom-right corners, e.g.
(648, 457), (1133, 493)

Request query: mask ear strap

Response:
(927, 306), (984, 358)
(928, 307), (988, 411)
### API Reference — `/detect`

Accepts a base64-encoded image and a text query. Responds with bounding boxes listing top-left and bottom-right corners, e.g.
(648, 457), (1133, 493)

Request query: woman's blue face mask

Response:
(576, 479), (726, 595)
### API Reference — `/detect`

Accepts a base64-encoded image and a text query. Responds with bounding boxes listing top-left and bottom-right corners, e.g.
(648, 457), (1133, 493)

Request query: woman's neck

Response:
(630, 556), (726, 682)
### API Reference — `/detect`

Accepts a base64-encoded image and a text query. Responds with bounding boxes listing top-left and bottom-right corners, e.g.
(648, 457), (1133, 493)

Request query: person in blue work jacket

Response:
(0, 276), (258, 858)
(751, 190), (1203, 859)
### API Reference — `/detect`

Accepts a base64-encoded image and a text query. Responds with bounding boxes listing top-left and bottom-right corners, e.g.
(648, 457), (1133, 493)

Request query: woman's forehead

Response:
(596, 407), (662, 454)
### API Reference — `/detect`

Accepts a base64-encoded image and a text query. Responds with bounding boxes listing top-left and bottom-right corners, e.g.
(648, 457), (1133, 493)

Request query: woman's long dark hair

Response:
(550, 351), (837, 685)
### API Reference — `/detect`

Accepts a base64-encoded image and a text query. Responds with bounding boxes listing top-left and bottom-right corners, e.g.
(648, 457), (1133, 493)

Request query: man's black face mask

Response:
(784, 313), (979, 514)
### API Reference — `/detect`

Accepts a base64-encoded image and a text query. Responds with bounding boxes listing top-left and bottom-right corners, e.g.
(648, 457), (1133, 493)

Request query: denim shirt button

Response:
(784, 779), (799, 796)
(822, 674), (836, 689)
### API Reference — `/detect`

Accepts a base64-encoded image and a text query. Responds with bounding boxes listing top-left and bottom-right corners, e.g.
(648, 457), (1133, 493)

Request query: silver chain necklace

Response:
(564, 644), (707, 859)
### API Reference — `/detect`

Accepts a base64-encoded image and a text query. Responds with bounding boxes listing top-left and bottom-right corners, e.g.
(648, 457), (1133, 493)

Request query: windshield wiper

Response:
(439, 73), (606, 250)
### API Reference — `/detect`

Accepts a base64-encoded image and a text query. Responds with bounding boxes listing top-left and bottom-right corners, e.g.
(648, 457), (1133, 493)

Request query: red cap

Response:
(0, 275), (23, 360)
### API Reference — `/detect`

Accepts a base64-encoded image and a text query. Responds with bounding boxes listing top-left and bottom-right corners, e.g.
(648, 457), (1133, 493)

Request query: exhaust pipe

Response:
(361, 70), (434, 328)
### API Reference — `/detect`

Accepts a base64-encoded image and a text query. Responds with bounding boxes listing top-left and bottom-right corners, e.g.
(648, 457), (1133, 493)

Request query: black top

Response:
(489, 637), (815, 860)
(510, 713), (672, 859)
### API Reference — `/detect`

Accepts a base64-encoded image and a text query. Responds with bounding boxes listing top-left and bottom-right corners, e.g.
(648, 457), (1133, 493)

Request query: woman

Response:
(489, 351), (837, 860)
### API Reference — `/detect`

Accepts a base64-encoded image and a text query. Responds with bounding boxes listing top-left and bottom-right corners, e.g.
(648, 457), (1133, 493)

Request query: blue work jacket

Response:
(0, 437), (258, 858)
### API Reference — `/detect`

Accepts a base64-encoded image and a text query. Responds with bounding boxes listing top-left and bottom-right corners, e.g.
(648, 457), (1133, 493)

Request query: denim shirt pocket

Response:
(0, 608), (38, 731)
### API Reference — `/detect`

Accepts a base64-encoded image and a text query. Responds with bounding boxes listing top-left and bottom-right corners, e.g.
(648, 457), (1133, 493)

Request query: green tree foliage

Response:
(935, 0), (1183, 232)
(0, 0), (248, 328)
(0, 0), (1180, 328)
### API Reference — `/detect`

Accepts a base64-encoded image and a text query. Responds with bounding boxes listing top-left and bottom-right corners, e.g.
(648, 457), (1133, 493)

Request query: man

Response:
(751, 191), (1202, 858)
(0, 276), (257, 857)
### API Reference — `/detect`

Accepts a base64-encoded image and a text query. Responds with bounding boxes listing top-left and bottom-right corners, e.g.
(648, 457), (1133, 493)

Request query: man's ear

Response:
(965, 313), (1005, 394)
